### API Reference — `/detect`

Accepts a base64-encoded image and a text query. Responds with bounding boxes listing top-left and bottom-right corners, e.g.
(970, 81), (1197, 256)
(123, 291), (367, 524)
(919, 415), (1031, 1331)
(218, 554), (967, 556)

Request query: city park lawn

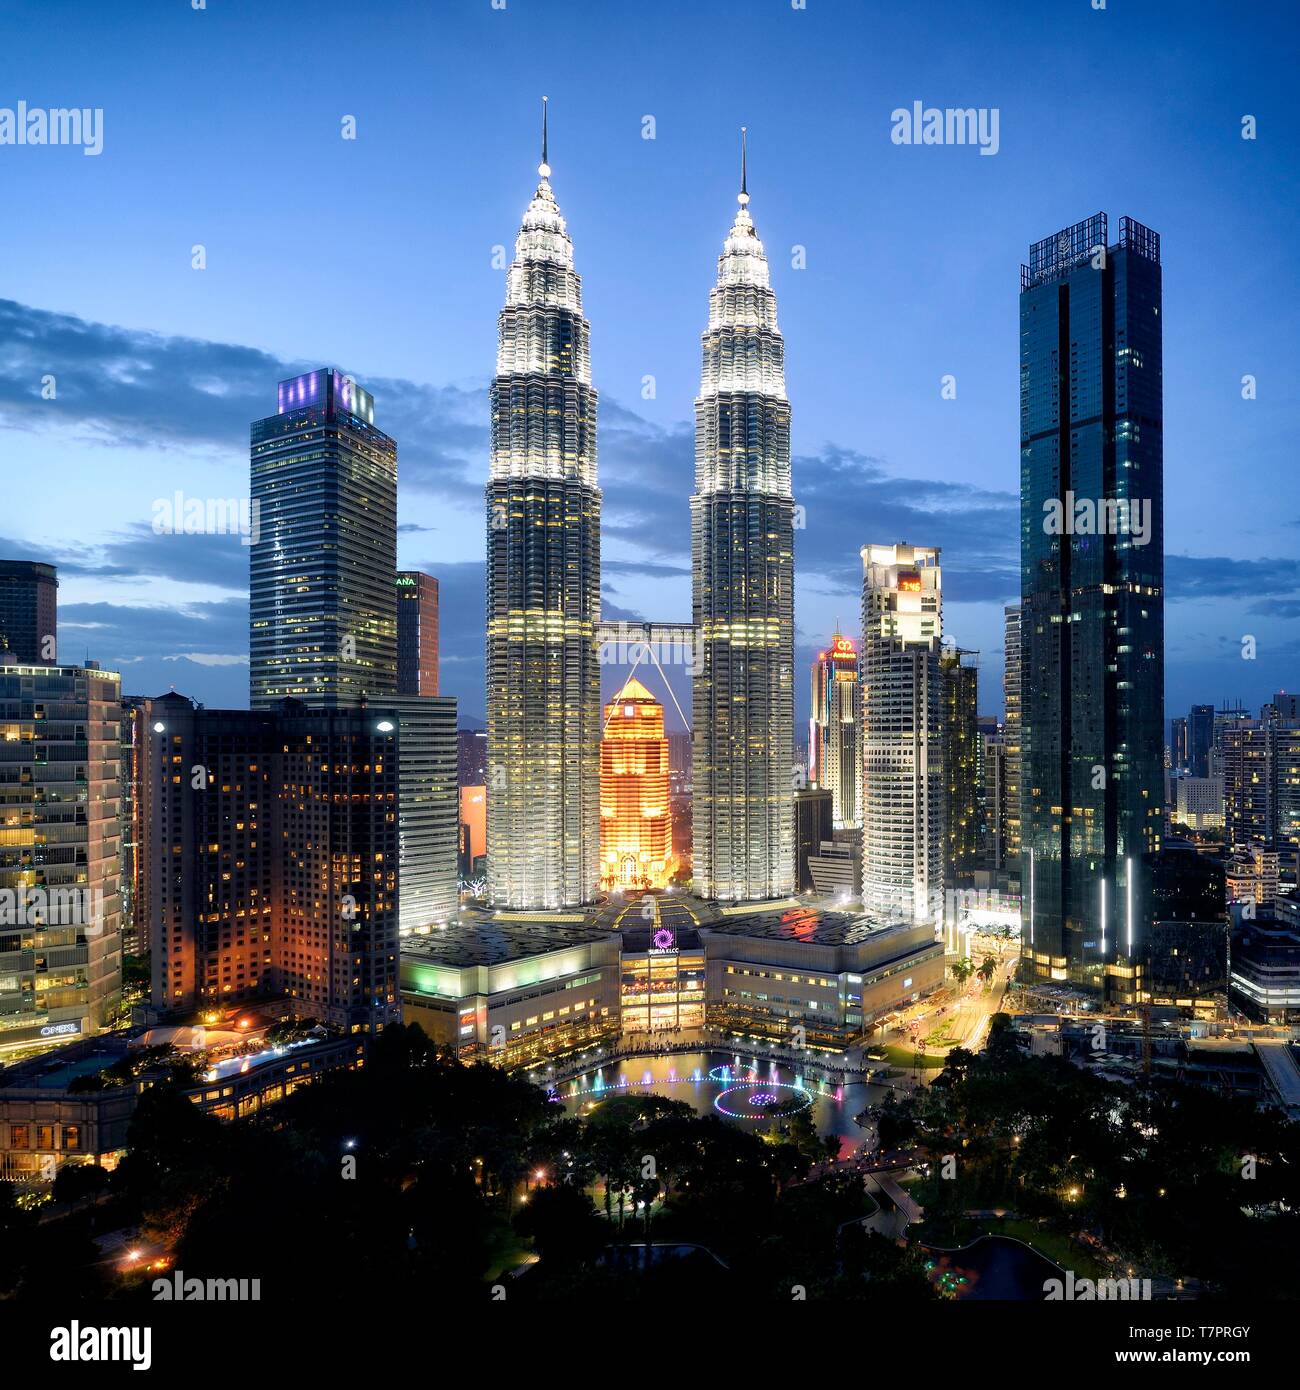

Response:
(881, 1043), (948, 1070)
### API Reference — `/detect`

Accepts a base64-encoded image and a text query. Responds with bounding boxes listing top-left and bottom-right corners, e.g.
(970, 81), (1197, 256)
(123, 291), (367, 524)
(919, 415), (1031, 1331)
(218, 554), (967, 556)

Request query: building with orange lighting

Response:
(810, 633), (860, 830)
(599, 678), (676, 891)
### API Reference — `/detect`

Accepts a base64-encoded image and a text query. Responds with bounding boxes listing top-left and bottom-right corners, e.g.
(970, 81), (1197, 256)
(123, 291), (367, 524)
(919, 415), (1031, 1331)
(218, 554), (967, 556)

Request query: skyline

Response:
(1, 0), (1297, 730)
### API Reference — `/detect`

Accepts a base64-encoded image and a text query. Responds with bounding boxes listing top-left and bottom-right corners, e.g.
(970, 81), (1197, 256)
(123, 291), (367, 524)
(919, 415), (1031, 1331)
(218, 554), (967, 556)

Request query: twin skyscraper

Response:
(486, 109), (795, 913)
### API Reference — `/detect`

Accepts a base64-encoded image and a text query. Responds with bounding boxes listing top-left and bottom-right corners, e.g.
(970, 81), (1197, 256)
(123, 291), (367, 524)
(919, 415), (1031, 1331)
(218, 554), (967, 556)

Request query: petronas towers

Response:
(486, 109), (794, 911)
(486, 102), (601, 910)
(690, 140), (795, 902)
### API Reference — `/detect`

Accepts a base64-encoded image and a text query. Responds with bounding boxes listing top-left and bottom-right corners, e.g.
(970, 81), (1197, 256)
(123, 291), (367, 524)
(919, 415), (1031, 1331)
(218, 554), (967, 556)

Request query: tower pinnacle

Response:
(538, 95), (550, 179)
(738, 126), (749, 206)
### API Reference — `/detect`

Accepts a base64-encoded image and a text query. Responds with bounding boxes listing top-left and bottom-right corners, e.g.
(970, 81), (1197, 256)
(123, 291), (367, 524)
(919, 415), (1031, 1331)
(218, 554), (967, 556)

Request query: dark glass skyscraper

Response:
(692, 144), (795, 903)
(250, 369), (398, 709)
(486, 113), (601, 910)
(1188, 703), (1214, 779)
(0, 559), (57, 663)
(1019, 214), (1164, 997)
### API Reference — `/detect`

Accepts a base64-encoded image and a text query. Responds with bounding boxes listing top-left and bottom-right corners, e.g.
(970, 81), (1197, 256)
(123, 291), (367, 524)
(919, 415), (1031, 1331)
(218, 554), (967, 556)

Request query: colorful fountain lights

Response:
(713, 1081), (813, 1119)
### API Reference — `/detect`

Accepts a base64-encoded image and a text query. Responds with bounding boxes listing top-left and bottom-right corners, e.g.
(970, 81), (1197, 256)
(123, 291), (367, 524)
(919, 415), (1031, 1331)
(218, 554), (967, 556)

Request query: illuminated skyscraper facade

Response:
(599, 677), (675, 891)
(810, 635), (859, 831)
(1003, 605), (1023, 864)
(940, 646), (980, 885)
(486, 112), (601, 910)
(1018, 214), (1164, 997)
(860, 544), (943, 925)
(692, 144), (795, 903)
(250, 369), (398, 709)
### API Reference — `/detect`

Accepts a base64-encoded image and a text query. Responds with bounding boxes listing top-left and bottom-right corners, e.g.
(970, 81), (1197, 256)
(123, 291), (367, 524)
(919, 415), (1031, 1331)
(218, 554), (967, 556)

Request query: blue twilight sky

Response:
(0, 0), (1296, 733)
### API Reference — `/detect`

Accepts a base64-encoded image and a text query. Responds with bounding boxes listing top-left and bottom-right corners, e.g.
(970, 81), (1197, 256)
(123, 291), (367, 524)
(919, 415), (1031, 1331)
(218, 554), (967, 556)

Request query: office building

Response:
(794, 786), (834, 893)
(1173, 775), (1225, 831)
(1188, 704), (1215, 779)
(809, 635), (860, 830)
(1018, 214), (1165, 996)
(1002, 605), (1023, 865)
(0, 662), (122, 1050)
(860, 544), (943, 925)
(940, 646), (980, 885)
(381, 695), (459, 934)
(486, 110), (601, 910)
(1170, 716), (1188, 771)
(692, 141), (796, 904)
(396, 571), (439, 696)
(250, 368), (398, 709)
(0, 561), (57, 664)
(599, 677), (675, 891)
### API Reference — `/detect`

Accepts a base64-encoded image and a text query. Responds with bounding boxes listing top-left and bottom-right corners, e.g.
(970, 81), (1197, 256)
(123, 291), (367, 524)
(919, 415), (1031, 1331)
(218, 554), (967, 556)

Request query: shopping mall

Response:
(400, 894), (944, 1070)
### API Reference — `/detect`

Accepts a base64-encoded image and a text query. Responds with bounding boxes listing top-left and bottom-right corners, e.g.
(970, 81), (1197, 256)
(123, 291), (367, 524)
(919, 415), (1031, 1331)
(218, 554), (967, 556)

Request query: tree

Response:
(513, 1183), (607, 1268)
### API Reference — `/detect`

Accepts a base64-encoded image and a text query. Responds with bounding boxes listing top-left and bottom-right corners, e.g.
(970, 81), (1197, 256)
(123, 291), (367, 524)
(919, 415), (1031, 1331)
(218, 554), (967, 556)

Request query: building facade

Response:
(1002, 604), (1023, 866)
(379, 695), (459, 934)
(0, 561), (57, 664)
(486, 122), (601, 911)
(0, 663), (122, 1051)
(599, 678), (675, 891)
(860, 544), (944, 925)
(250, 368), (398, 709)
(396, 571), (439, 696)
(940, 646), (980, 885)
(141, 697), (407, 1030)
(809, 635), (860, 831)
(691, 153), (796, 904)
(1018, 214), (1165, 997)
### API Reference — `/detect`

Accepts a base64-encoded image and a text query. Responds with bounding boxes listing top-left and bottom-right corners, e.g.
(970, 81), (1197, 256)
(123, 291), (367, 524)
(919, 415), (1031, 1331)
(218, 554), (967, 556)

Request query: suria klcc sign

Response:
(651, 927), (676, 953)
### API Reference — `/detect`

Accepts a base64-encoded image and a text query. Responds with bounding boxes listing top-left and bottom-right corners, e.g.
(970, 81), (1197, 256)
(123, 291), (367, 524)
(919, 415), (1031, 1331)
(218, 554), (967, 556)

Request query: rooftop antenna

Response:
(738, 125), (749, 205)
(538, 95), (550, 178)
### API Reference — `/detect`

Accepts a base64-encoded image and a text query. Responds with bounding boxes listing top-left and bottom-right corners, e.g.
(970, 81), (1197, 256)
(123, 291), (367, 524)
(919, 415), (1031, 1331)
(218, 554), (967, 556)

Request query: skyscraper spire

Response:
(485, 108), (601, 911)
(691, 144), (795, 904)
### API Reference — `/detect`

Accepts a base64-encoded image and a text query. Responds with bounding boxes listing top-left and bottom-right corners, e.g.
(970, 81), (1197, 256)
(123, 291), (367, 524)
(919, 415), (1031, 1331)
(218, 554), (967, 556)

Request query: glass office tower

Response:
(692, 148), (796, 903)
(250, 368), (398, 709)
(1018, 214), (1164, 998)
(486, 119), (601, 910)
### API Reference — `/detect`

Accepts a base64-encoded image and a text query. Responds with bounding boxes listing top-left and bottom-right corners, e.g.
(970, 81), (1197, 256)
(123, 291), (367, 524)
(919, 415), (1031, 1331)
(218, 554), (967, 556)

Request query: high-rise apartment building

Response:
(810, 635), (860, 831)
(860, 544), (943, 925)
(486, 110), (601, 910)
(1018, 214), (1165, 997)
(0, 662), (122, 1048)
(250, 368), (398, 709)
(396, 571), (439, 696)
(692, 141), (795, 904)
(0, 560), (57, 664)
(141, 696), (410, 1030)
(940, 647), (980, 885)
(599, 678), (675, 891)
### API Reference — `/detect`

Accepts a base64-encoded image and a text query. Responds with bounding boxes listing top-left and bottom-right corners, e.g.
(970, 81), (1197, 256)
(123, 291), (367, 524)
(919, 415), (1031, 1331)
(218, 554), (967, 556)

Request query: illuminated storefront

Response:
(619, 924), (705, 1033)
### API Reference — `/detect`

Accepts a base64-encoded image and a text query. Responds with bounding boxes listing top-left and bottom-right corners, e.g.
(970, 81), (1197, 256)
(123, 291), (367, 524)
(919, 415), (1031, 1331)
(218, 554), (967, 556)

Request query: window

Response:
(11, 1125), (28, 1150)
